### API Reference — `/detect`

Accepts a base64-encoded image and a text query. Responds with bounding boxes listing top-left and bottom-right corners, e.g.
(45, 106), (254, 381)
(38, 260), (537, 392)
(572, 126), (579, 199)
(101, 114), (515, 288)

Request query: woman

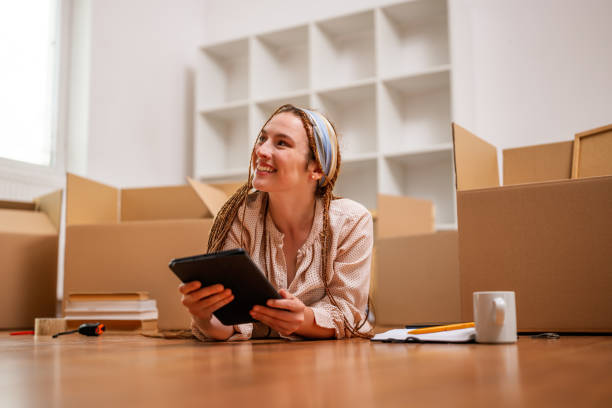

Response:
(179, 104), (373, 341)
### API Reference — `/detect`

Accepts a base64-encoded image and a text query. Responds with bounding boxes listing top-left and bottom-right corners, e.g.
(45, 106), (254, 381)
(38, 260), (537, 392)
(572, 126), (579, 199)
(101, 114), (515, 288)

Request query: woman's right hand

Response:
(179, 281), (234, 324)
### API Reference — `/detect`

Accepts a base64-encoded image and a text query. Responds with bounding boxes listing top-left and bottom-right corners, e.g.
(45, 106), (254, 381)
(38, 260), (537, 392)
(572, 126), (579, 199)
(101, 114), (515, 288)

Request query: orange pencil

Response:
(407, 322), (475, 335)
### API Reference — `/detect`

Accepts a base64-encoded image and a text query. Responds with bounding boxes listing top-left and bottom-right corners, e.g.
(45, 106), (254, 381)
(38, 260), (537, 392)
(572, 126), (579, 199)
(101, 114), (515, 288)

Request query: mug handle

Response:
(494, 297), (506, 326)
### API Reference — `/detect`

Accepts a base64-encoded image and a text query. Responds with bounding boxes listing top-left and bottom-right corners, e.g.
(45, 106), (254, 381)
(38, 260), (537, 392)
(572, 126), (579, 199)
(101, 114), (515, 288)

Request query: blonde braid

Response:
(299, 111), (373, 339)
(206, 103), (373, 338)
(207, 182), (250, 253)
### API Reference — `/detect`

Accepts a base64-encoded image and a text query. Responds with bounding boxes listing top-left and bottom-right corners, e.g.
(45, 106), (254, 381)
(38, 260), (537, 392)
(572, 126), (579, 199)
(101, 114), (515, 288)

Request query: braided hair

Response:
(207, 104), (372, 338)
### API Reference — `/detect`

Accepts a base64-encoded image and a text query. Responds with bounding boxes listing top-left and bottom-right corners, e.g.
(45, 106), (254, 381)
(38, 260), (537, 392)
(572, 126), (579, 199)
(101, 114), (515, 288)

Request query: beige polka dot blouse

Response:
(192, 191), (373, 341)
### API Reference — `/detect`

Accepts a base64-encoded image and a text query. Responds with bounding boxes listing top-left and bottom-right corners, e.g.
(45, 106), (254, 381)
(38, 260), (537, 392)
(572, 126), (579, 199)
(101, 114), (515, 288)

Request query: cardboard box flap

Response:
(0, 200), (35, 211)
(187, 177), (230, 218)
(66, 173), (119, 226)
(572, 123), (612, 179)
(377, 194), (434, 239)
(452, 123), (500, 191)
(0, 209), (56, 235)
(503, 141), (573, 186)
(121, 185), (214, 221)
(34, 189), (63, 231)
(209, 181), (244, 198)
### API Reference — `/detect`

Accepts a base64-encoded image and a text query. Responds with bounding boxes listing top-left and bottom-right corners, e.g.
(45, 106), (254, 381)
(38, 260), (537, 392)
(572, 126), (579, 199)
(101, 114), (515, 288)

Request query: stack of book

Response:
(64, 292), (158, 333)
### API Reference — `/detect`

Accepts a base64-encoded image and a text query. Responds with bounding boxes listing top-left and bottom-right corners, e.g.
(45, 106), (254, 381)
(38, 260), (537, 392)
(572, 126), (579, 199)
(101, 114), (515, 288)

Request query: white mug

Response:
(473, 291), (517, 344)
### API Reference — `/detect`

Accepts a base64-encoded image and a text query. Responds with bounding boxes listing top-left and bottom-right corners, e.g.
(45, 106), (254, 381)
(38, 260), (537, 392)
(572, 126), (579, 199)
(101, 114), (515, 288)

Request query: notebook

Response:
(371, 327), (476, 343)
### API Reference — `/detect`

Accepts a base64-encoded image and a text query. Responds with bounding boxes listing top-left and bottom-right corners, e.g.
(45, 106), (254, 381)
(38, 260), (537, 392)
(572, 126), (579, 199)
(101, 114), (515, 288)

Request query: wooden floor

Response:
(1, 331), (611, 407)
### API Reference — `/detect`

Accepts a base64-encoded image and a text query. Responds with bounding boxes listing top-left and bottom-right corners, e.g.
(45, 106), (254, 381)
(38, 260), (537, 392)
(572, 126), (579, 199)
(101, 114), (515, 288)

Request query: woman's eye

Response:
(277, 140), (288, 147)
(257, 135), (266, 143)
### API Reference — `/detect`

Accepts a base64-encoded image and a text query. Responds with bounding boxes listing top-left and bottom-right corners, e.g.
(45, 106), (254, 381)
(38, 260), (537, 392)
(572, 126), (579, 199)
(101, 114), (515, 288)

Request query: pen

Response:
(407, 322), (475, 335)
(10, 331), (35, 336)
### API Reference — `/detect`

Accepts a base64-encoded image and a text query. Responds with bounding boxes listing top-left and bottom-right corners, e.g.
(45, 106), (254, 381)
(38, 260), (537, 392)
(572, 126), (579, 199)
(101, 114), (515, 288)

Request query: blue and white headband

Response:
(298, 108), (339, 186)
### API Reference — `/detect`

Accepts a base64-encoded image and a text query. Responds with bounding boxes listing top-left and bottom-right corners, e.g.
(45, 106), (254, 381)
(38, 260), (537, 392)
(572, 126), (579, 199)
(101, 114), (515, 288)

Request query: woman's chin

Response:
(252, 178), (268, 192)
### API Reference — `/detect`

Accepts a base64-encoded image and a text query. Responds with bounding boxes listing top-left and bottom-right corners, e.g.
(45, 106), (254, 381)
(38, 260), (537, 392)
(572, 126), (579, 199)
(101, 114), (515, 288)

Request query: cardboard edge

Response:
(575, 123), (612, 139)
(0, 200), (36, 211)
(451, 122), (459, 190)
(187, 177), (229, 218)
(456, 174), (612, 195)
(451, 122), (500, 191)
(572, 123), (612, 179)
(34, 189), (63, 232)
(66, 173), (120, 225)
(571, 134), (581, 179)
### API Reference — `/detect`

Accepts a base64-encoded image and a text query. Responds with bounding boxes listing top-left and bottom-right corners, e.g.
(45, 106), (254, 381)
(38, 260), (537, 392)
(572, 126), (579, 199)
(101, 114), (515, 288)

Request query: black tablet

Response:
(168, 248), (281, 325)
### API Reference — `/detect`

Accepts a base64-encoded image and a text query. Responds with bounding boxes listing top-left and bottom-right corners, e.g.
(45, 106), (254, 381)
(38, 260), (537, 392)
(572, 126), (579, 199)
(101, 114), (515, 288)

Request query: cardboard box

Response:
(572, 123), (612, 179)
(452, 123), (612, 332)
(503, 140), (573, 185)
(63, 173), (237, 330)
(373, 194), (461, 326)
(376, 230), (460, 326)
(0, 190), (62, 329)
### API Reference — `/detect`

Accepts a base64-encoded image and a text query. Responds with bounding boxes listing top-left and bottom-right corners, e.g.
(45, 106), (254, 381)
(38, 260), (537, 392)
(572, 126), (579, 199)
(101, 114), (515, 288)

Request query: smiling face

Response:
(252, 111), (322, 194)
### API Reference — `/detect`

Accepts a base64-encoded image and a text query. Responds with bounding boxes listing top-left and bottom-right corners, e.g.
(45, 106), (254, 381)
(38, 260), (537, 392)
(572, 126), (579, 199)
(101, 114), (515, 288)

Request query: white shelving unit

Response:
(194, 0), (455, 228)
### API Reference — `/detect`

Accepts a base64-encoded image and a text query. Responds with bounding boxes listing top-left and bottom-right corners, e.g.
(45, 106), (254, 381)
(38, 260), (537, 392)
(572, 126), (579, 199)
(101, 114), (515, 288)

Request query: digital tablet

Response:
(168, 248), (282, 325)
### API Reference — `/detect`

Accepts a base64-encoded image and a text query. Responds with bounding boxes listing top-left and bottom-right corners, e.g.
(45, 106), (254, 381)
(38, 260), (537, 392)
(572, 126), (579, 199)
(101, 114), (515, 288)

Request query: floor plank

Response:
(1, 332), (611, 407)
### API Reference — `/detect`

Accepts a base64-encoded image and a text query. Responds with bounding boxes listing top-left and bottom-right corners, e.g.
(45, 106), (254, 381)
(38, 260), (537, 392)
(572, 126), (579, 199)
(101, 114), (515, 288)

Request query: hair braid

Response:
(206, 104), (373, 339)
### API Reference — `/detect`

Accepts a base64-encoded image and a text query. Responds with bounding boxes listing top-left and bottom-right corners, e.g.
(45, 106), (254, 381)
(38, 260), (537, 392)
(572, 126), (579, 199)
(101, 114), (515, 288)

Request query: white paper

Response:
(65, 299), (157, 312)
(371, 327), (476, 343)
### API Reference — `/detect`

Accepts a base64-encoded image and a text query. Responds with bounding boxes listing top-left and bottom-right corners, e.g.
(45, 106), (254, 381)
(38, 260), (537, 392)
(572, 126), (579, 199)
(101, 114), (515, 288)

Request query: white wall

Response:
(450, 0), (612, 149)
(202, 0), (391, 45)
(79, 0), (205, 188)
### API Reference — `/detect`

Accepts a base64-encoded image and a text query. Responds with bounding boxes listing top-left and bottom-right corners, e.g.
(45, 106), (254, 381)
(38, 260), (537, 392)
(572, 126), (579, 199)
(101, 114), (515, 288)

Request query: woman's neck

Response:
(267, 190), (316, 239)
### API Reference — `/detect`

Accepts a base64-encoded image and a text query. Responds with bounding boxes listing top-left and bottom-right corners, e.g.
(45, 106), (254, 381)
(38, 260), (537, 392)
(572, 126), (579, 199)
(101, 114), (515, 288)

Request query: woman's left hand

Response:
(250, 289), (305, 336)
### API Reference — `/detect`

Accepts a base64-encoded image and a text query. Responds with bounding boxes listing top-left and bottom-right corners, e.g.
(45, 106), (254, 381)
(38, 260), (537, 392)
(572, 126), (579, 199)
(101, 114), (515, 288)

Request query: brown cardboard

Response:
(63, 173), (230, 329)
(503, 141), (573, 185)
(66, 174), (118, 225)
(121, 185), (212, 221)
(376, 194), (434, 239)
(375, 231), (460, 326)
(0, 190), (62, 329)
(452, 123), (499, 190)
(452, 123), (612, 332)
(572, 123), (612, 179)
(64, 219), (213, 329)
(372, 194), (459, 326)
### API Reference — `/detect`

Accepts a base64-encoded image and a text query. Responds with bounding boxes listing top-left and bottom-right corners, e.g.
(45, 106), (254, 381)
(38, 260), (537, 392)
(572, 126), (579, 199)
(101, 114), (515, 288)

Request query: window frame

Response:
(0, 0), (68, 188)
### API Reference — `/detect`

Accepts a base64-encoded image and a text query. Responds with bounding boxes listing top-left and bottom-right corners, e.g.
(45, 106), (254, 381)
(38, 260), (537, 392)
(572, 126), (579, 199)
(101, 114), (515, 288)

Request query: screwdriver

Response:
(52, 322), (106, 338)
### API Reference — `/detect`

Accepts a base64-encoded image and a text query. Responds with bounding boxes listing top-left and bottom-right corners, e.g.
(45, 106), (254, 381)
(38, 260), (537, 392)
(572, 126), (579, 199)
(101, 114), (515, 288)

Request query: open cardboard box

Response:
(373, 194), (460, 326)
(0, 190), (62, 329)
(63, 173), (241, 330)
(452, 123), (612, 332)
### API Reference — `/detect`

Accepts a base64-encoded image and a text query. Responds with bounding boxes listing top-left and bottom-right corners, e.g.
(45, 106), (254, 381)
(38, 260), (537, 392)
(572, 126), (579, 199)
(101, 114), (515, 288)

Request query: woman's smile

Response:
(255, 161), (276, 175)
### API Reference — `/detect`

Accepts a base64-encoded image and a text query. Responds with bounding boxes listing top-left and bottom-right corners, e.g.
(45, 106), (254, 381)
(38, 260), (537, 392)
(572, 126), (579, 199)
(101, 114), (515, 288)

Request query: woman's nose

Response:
(256, 140), (271, 159)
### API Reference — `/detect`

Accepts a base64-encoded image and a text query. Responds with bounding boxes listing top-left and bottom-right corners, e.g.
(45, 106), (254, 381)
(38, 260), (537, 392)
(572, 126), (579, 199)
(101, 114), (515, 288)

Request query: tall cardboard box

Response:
(63, 174), (237, 330)
(0, 190), (62, 328)
(374, 194), (461, 326)
(452, 123), (612, 332)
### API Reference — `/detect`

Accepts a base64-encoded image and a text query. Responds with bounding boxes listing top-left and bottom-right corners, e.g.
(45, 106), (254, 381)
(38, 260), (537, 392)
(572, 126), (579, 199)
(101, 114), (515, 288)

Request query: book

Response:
(64, 292), (158, 332)
(65, 299), (158, 313)
(67, 292), (150, 302)
(371, 327), (476, 343)
(64, 311), (158, 320)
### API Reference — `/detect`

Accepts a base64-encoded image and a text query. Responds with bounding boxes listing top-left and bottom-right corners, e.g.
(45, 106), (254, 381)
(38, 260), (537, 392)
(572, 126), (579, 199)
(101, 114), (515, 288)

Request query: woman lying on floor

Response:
(179, 104), (373, 341)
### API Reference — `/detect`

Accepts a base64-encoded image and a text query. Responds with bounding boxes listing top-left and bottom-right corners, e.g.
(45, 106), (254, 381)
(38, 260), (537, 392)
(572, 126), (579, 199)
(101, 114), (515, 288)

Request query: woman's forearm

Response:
(294, 307), (335, 339)
(193, 316), (234, 340)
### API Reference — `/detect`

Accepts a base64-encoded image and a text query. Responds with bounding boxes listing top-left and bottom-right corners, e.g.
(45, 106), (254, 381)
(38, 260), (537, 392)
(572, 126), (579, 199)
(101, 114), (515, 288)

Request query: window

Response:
(0, 0), (59, 167)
